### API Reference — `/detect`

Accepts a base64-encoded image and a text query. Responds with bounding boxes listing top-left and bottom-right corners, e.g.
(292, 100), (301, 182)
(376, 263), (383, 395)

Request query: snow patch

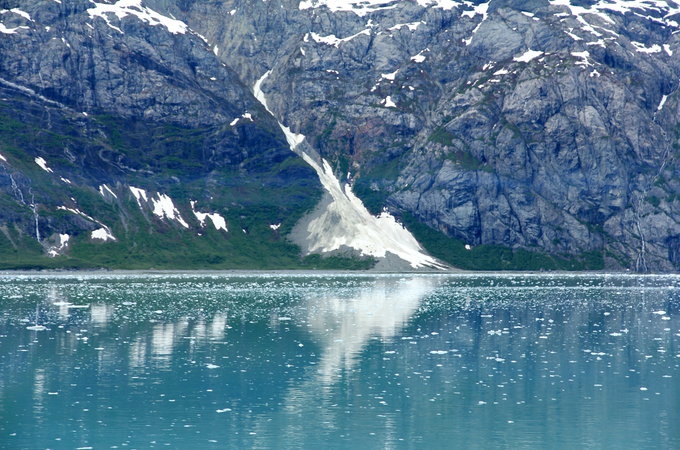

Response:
(151, 193), (189, 228)
(549, 0), (680, 35)
(87, 0), (189, 35)
(99, 184), (118, 199)
(47, 234), (70, 257)
(91, 227), (116, 242)
(658, 94), (668, 111)
(461, 2), (490, 45)
(565, 28), (583, 41)
(513, 49), (544, 63)
(571, 50), (593, 67)
(253, 71), (446, 269)
(9, 8), (32, 21)
(299, 0), (400, 16)
(632, 41), (662, 54)
(461, 1), (490, 19)
(229, 112), (254, 127)
(0, 8), (32, 34)
(0, 23), (28, 34)
(57, 206), (115, 240)
(129, 186), (148, 208)
(389, 21), (424, 31)
(308, 29), (370, 47)
(381, 70), (398, 81)
(411, 52), (427, 63)
(0, 153), (6, 162)
(383, 96), (397, 108)
(416, 0), (462, 9)
(190, 201), (228, 232)
(35, 157), (53, 173)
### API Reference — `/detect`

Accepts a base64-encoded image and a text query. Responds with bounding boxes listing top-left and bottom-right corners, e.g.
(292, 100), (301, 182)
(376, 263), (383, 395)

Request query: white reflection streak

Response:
(33, 368), (45, 417)
(210, 312), (228, 340)
(255, 277), (437, 446)
(307, 277), (435, 385)
(129, 337), (147, 370)
(152, 323), (175, 367)
(47, 284), (70, 319)
(90, 304), (113, 325)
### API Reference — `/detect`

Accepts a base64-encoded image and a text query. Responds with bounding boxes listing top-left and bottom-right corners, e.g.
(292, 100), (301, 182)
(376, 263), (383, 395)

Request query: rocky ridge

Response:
(2, 0), (680, 271)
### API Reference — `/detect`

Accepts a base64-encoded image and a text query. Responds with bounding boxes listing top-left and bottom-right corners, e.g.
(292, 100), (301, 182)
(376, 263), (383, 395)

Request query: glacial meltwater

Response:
(0, 273), (678, 449)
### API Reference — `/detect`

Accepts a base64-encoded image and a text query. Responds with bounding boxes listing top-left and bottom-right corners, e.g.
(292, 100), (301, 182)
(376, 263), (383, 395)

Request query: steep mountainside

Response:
(3, 0), (680, 271)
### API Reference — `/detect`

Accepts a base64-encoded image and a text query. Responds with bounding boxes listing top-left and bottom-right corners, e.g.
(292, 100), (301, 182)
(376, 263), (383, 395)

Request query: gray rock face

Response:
(4, 0), (680, 271)
(169, 0), (680, 271)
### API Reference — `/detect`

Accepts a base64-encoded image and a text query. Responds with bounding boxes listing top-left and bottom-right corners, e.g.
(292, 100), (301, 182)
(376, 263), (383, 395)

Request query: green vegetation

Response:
(0, 90), (375, 271)
(401, 214), (605, 271)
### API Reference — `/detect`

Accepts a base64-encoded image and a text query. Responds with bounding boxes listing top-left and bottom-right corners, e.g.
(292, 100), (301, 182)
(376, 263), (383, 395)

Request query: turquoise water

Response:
(0, 273), (678, 449)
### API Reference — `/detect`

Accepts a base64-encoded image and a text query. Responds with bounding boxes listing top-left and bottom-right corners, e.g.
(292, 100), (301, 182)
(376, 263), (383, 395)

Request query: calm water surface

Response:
(0, 272), (678, 449)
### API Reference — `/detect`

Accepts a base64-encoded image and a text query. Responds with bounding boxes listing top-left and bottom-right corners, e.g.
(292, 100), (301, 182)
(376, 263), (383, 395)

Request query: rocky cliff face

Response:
(3, 0), (680, 271)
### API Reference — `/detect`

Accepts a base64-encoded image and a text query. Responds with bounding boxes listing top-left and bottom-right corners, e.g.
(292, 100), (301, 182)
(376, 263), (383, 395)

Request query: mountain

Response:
(2, 0), (680, 271)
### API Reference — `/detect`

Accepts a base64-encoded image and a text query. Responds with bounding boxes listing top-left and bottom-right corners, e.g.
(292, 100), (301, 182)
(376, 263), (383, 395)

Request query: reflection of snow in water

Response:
(305, 277), (438, 385)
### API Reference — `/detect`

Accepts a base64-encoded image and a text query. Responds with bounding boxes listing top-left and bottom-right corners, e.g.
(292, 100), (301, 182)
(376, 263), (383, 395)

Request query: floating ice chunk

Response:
(653, 310), (667, 315)
(216, 408), (232, 413)
(430, 350), (448, 355)
(206, 363), (220, 369)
